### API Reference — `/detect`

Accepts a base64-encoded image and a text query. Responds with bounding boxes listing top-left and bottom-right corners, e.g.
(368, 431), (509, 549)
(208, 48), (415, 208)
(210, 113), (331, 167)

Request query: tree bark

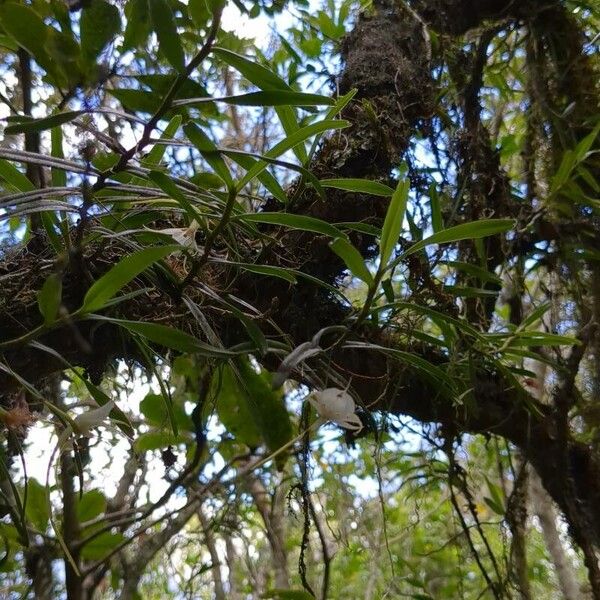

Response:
(198, 507), (227, 600)
(530, 470), (583, 600)
(1, 0), (600, 569)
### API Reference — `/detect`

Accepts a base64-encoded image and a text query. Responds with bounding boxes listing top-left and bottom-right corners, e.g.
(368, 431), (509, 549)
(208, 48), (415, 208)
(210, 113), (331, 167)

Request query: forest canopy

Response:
(0, 0), (599, 598)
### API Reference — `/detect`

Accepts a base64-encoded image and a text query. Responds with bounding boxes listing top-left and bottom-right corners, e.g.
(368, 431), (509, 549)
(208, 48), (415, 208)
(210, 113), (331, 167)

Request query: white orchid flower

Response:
(54, 399), (117, 454)
(73, 399), (116, 437)
(308, 388), (363, 432)
(146, 220), (201, 253)
(166, 220), (200, 252)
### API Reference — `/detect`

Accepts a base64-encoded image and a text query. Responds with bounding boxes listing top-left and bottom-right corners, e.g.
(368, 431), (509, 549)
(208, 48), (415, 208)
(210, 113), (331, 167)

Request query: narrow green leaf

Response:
(184, 123), (233, 188)
(519, 303), (551, 330)
(226, 153), (287, 203)
(50, 127), (67, 188)
(24, 479), (49, 533)
(235, 359), (293, 470)
(0, 3), (58, 82)
(277, 106), (307, 164)
(82, 245), (177, 313)
(308, 89), (357, 160)
(148, 170), (201, 223)
(222, 149), (324, 198)
(510, 332), (581, 347)
(144, 115), (182, 166)
(81, 532), (125, 560)
(95, 316), (234, 356)
(213, 365), (262, 448)
(213, 47), (291, 91)
(380, 179), (409, 267)
(4, 111), (84, 135)
(37, 274), (62, 326)
(76, 490), (106, 522)
(237, 120), (349, 191)
(573, 122), (600, 162)
(123, 0), (152, 50)
(344, 341), (455, 393)
(134, 431), (189, 452)
(0, 159), (35, 192)
(80, 0), (121, 63)
(320, 178), (394, 197)
(429, 183), (442, 233)
(173, 90), (335, 107)
(330, 238), (373, 285)
(401, 219), (515, 260)
(149, 0), (185, 72)
(211, 48), (309, 163)
(240, 213), (344, 239)
(439, 261), (501, 285)
(27, 340), (135, 438)
(376, 301), (484, 340)
(228, 263), (298, 283)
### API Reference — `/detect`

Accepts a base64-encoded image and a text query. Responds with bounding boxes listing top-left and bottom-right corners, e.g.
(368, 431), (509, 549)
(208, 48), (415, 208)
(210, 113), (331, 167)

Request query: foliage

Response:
(0, 0), (599, 598)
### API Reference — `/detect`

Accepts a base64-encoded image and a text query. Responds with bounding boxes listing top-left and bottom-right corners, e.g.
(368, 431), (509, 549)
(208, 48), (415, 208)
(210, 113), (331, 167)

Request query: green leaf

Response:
(308, 89), (357, 159)
(27, 341), (135, 438)
(510, 331), (581, 347)
(222, 149), (324, 198)
(37, 274), (62, 326)
(148, 170), (201, 223)
(77, 490), (106, 522)
(213, 47), (291, 91)
(345, 341), (455, 393)
(213, 365), (262, 449)
(107, 88), (161, 113)
(484, 477), (505, 515)
(377, 301), (484, 341)
(188, 0), (210, 27)
(51, 127), (67, 188)
(226, 153), (287, 203)
(82, 245), (177, 313)
(235, 359), (293, 469)
(81, 532), (124, 560)
(4, 111), (84, 135)
(24, 479), (49, 532)
(439, 261), (501, 285)
(80, 0), (121, 63)
(330, 238), (373, 286)
(228, 263), (297, 284)
(380, 178), (409, 267)
(519, 303), (551, 330)
(134, 431), (189, 451)
(144, 115), (182, 167)
(123, 0), (151, 50)
(401, 219), (515, 260)
(184, 123), (233, 188)
(0, 160), (35, 192)
(319, 178), (395, 197)
(263, 590), (315, 600)
(149, 0), (185, 72)
(173, 90), (335, 107)
(97, 317), (234, 356)
(237, 120), (349, 191)
(140, 393), (193, 431)
(0, 3), (59, 83)
(429, 183), (443, 233)
(240, 213), (344, 239)
(211, 47), (310, 163)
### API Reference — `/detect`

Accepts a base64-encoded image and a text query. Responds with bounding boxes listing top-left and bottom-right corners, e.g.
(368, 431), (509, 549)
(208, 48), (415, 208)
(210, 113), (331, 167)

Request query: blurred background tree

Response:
(0, 0), (599, 598)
